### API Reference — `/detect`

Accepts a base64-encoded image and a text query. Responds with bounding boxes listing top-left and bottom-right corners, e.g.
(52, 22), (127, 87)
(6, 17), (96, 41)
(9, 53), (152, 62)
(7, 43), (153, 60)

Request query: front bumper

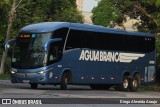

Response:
(11, 72), (48, 84)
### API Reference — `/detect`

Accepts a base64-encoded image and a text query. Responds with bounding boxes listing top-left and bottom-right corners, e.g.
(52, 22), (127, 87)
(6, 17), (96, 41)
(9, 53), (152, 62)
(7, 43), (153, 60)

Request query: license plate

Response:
(23, 80), (29, 83)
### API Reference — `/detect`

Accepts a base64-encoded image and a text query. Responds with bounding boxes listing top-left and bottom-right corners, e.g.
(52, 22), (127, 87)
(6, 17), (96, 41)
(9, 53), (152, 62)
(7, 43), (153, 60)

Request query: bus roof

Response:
(19, 22), (154, 37)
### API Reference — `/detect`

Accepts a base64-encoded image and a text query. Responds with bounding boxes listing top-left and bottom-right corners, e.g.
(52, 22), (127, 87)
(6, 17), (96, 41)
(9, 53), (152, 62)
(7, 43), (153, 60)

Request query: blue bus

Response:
(4, 22), (156, 91)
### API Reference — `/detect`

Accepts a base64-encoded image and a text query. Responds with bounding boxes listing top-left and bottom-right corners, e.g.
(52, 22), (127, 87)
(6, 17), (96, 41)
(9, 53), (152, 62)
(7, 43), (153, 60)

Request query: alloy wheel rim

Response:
(132, 79), (138, 87)
(123, 79), (128, 89)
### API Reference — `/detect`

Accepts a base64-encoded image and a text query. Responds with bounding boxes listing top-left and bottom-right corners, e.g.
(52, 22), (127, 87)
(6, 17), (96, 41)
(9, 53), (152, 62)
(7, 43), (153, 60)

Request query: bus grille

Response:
(15, 73), (37, 77)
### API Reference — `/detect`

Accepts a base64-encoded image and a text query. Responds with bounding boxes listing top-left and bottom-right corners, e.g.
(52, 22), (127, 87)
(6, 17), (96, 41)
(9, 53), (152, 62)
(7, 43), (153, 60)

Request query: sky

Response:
(83, 0), (100, 12)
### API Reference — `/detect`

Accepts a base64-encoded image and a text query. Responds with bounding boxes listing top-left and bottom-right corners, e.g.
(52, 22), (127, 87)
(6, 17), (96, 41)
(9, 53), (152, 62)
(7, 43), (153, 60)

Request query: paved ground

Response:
(0, 80), (160, 107)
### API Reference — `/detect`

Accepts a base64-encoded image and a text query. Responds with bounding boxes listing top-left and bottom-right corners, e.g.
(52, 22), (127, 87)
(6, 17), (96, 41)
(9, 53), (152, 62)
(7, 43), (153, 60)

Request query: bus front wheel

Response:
(30, 83), (38, 89)
(60, 73), (69, 90)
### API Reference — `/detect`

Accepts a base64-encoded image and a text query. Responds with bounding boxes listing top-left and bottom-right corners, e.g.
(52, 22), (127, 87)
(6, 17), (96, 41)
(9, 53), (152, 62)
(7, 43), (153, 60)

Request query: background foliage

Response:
(0, 0), (83, 73)
(0, 0), (83, 42)
(92, 0), (160, 34)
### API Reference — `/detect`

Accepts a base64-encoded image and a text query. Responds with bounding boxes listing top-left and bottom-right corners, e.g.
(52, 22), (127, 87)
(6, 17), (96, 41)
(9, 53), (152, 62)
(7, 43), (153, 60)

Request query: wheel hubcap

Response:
(65, 78), (68, 85)
(123, 79), (128, 88)
(132, 80), (138, 87)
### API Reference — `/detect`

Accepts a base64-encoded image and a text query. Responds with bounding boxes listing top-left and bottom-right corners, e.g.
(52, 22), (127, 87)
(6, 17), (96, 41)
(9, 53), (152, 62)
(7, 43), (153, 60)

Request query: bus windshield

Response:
(12, 33), (51, 69)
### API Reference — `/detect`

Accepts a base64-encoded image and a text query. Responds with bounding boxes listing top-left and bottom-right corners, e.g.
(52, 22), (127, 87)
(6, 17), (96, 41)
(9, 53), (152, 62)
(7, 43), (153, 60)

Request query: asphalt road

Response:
(0, 80), (160, 107)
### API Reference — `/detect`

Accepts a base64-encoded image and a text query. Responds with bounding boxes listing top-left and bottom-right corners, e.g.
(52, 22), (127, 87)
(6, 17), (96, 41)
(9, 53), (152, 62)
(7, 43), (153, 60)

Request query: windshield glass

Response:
(12, 33), (51, 69)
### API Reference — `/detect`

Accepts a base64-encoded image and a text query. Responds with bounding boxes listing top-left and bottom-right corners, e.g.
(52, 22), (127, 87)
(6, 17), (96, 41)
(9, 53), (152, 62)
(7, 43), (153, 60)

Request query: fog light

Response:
(40, 77), (45, 81)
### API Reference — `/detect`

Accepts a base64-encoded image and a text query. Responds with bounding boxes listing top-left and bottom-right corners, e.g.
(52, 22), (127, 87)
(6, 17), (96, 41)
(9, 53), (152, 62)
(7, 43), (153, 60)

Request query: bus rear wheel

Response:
(116, 76), (129, 91)
(30, 83), (38, 89)
(129, 76), (140, 92)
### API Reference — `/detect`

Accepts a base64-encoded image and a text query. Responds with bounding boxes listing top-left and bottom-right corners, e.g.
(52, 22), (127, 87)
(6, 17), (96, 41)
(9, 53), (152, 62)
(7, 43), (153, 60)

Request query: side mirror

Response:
(3, 39), (15, 51)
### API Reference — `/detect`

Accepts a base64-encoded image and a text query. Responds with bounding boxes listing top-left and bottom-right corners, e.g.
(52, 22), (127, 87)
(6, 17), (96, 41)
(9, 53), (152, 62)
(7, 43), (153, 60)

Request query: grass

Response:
(0, 74), (10, 80)
(139, 84), (160, 92)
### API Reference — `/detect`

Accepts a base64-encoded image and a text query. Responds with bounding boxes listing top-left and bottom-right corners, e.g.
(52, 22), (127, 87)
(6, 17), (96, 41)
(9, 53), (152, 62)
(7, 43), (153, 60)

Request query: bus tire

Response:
(116, 76), (129, 91)
(30, 83), (38, 89)
(60, 73), (68, 90)
(129, 76), (139, 92)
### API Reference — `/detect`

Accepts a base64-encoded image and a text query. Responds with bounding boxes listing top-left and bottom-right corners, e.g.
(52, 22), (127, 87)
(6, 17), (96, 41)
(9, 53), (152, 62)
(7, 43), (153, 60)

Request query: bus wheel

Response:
(30, 83), (38, 89)
(60, 73), (68, 90)
(122, 77), (129, 91)
(129, 77), (139, 92)
(116, 77), (129, 91)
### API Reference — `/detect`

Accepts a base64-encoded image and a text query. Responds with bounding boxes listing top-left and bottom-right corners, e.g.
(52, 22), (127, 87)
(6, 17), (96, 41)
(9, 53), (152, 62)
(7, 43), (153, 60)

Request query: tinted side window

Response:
(47, 42), (63, 65)
(53, 27), (69, 46)
(65, 29), (84, 50)
(93, 32), (155, 53)
(65, 29), (155, 53)
(122, 35), (153, 52)
(54, 28), (69, 39)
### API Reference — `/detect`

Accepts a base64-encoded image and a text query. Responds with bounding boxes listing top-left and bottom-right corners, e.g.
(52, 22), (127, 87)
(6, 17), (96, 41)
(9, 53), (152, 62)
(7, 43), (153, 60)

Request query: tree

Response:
(0, 0), (84, 74)
(92, 0), (121, 27)
(0, 0), (17, 74)
(92, 0), (160, 34)
(11, 0), (83, 37)
(0, 0), (10, 42)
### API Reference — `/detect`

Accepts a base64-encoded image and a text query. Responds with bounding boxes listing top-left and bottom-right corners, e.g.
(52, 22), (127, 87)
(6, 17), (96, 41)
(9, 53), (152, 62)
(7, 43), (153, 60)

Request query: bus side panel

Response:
(62, 49), (123, 84)
(58, 49), (156, 85)
(140, 51), (156, 84)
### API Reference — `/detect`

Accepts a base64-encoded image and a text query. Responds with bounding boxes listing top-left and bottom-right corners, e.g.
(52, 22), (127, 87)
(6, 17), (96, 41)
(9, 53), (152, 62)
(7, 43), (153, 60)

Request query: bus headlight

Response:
(10, 69), (17, 74)
(37, 68), (53, 74)
(37, 70), (46, 74)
